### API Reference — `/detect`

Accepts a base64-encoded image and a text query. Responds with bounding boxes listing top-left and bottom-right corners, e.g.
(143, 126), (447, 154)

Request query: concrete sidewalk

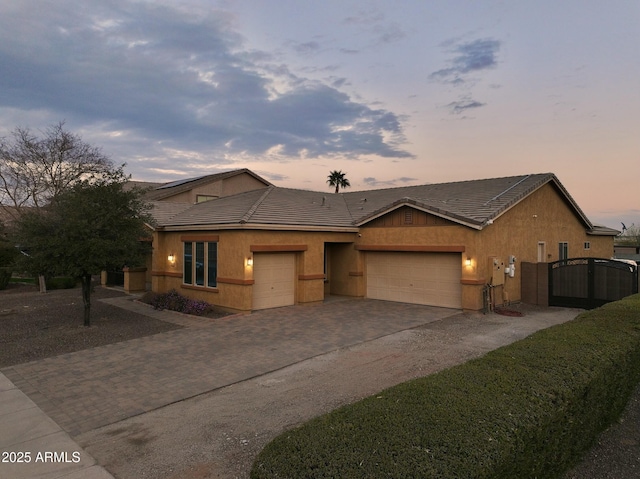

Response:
(0, 373), (114, 479)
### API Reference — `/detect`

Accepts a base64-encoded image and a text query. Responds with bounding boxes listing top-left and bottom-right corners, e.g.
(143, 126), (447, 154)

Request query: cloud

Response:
(363, 176), (418, 187)
(289, 40), (321, 55)
(0, 0), (414, 179)
(446, 97), (486, 115)
(342, 9), (406, 47)
(430, 38), (501, 84)
(430, 37), (500, 116)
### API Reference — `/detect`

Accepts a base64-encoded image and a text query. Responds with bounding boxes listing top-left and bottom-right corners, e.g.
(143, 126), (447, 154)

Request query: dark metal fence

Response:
(106, 270), (124, 287)
(549, 258), (638, 309)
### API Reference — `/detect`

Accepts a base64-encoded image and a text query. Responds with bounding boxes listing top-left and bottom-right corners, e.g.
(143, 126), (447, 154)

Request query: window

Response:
(184, 240), (217, 288)
(196, 195), (217, 203)
(537, 242), (546, 262)
(584, 241), (591, 250)
(559, 242), (569, 260)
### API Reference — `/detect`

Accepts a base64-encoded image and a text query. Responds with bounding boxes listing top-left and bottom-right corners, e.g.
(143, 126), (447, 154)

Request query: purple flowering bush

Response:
(146, 289), (213, 316)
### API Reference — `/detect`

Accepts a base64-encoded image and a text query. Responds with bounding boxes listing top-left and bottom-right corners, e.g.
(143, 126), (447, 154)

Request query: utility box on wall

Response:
(488, 256), (505, 286)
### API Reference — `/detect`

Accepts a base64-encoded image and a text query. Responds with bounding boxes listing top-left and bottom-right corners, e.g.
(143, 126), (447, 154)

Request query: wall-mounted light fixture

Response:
(246, 256), (253, 267)
(167, 253), (176, 265)
(465, 257), (472, 267)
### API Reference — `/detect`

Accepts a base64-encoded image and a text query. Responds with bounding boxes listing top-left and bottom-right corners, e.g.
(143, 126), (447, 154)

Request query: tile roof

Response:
(148, 202), (194, 226)
(154, 172), (600, 232)
(345, 173), (568, 227)
(159, 186), (354, 229)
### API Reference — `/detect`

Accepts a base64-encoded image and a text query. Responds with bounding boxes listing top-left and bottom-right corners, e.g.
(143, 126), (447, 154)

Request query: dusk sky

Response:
(1, 1), (638, 229)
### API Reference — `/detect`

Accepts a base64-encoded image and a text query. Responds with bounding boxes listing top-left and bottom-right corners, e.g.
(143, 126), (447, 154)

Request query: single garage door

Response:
(252, 253), (296, 310)
(366, 252), (462, 308)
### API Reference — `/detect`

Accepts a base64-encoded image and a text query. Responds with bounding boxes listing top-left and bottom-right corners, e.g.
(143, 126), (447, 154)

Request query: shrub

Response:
(0, 243), (18, 267)
(147, 289), (213, 316)
(47, 277), (77, 290)
(252, 294), (640, 479)
(0, 267), (11, 290)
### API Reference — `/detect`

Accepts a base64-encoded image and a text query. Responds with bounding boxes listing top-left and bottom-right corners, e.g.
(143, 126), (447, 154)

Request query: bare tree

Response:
(0, 121), (115, 220)
(1, 122), (122, 291)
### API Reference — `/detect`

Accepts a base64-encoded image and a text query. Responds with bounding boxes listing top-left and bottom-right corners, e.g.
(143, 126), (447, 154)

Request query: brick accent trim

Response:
(298, 274), (325, 280)
(152, 271), (183, 278)
(217, 277), (255, 285)
(250, 244), (308, 252)
(355, 245), (465, 253)
(180, 235), (220, 242)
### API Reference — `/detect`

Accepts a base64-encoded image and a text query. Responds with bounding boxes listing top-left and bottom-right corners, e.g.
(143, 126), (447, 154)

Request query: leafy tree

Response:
(327, 170), (351, 193)
(12, 173), (153, 326)
(1, 121), (120, 291)
(0, 121), (115, 219)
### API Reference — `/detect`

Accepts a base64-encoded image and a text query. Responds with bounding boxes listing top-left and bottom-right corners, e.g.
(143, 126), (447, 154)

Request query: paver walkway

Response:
(1, 297), (457, 436)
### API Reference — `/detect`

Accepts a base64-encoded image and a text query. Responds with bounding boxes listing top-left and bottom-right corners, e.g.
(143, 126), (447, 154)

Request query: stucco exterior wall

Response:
(152, 229), (357, 312)
(152, 172), (268, 204)
(355, 183), (613, 310)
(220, 174), (269, 196)
(151, 183), (614, 312)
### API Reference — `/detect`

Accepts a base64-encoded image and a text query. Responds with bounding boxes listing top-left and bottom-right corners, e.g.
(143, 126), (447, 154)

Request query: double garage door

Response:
(366, 252), (462, 309)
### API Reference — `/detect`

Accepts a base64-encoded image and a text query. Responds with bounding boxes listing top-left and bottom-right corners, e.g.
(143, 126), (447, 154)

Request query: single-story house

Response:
(147, 171), (618, 312)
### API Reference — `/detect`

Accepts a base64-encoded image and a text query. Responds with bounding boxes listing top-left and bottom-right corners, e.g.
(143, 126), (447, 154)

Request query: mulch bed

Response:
(0, 282), (183, 368)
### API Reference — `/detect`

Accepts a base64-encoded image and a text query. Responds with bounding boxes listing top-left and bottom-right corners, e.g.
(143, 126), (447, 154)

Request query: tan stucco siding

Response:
(151, 183), (614, 312)
(221, 174), (269, 196)
(152, 229), (357, 312)
(356, 183), (614, 310)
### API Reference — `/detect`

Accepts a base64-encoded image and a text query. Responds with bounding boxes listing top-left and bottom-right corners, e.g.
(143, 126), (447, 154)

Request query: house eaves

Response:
(486, 174), (594, 230)
(157, 223), (359, 233)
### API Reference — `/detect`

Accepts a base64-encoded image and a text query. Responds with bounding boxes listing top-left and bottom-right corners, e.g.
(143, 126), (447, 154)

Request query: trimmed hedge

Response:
(251, 294), (640, 479)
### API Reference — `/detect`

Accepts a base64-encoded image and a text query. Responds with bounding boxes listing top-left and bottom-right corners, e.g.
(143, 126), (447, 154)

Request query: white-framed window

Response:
(559, 242), (569, 260)
(537, 242), (546, 262)
(584, 241), (591, 250)
(184, 241), (218, 288)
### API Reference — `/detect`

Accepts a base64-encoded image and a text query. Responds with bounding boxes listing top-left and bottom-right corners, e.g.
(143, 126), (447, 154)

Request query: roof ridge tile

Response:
(240, 186), (275, 223)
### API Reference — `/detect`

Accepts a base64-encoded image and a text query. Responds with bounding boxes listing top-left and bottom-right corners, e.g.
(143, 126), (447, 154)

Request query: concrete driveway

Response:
(2, 296), (581, 478)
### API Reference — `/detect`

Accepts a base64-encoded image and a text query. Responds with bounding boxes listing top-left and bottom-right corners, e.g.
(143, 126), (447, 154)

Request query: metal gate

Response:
(549, 258), (638, 309)
(106, 270), (124, 287)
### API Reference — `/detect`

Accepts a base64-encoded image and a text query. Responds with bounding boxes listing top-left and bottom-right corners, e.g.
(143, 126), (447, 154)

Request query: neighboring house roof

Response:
(124, 180), (164, 191)
(142, 168), (271, 201)
(589, 225), (622, 236)
(154, 172), (616, 235)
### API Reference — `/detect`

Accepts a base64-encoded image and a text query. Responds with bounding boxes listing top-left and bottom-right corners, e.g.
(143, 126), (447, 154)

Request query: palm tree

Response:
(327, 170), (351, 193)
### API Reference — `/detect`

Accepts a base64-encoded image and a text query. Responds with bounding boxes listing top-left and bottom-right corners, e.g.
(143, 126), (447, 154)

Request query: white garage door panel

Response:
(366, 252), (462, 308)
(252, 253), (295, 310)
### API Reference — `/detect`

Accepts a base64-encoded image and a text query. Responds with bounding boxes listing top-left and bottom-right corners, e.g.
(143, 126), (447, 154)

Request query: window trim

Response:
(183, 240), (218, 288)
(559, 241), (569, 260)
